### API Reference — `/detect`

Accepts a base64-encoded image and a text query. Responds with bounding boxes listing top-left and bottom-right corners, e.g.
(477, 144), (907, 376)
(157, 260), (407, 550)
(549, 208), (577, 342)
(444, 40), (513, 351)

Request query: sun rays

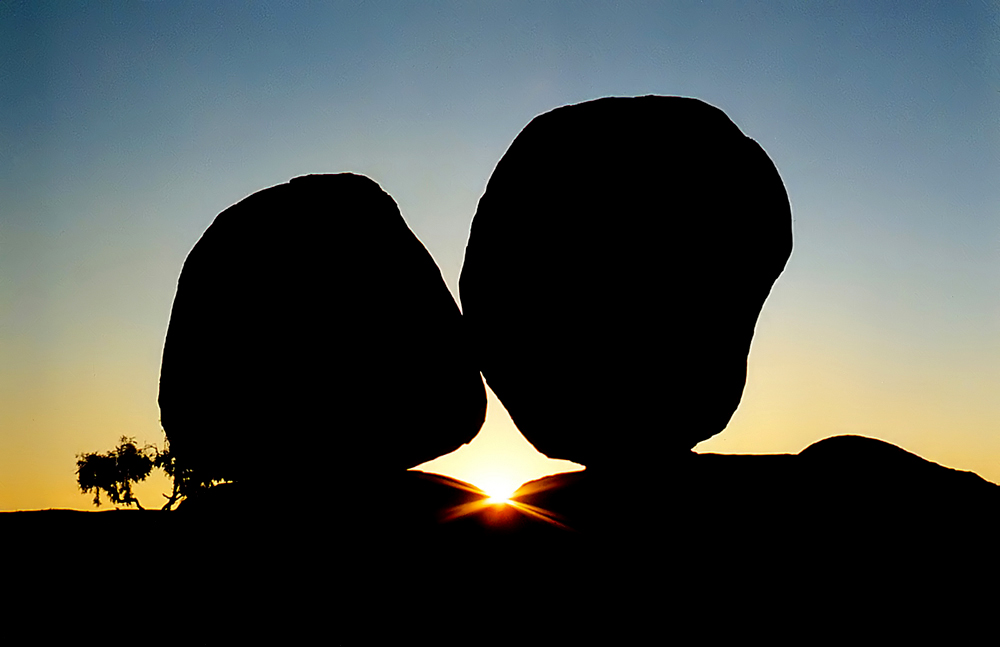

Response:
(432, 473), (574, 531)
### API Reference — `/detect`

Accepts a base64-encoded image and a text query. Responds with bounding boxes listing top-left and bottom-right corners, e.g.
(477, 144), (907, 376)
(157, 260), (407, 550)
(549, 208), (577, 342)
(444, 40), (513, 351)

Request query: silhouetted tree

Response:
(152, 440), (219, 510)
(153, 442), (181, 510)
(77, 435), (225, 510)
(76, 436), (155, 509)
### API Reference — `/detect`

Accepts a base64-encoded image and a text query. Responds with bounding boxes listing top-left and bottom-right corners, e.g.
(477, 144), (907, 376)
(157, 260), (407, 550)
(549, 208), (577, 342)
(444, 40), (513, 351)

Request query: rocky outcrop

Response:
(158, 174), (485, 490)
(459, 96), (792, 467)
(511, 435), (1000, 540)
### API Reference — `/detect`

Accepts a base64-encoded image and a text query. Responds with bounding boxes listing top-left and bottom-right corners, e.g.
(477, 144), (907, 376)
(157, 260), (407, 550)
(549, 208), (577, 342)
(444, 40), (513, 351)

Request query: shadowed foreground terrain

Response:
(6, 436), (998, 641)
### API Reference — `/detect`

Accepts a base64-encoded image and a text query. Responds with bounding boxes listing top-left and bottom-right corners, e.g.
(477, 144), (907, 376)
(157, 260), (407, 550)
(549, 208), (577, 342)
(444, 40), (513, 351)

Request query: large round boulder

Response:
(159, 173), (485, 489)
(459, 96), (792, 468)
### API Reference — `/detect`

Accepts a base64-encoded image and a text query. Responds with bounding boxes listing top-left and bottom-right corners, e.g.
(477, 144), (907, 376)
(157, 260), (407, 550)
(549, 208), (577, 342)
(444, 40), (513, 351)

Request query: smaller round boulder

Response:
(159, 174), (486, 491)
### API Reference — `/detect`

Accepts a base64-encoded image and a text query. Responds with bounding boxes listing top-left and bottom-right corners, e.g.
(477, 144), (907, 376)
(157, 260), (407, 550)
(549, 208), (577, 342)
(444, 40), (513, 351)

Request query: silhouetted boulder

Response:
(460, 96), (792, 467)
(159, 174), (486, 493)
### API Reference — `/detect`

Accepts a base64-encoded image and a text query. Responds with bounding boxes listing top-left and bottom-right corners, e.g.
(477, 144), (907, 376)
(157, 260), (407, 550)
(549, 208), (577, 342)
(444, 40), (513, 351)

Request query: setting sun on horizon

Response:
(414, 383), (584, 503)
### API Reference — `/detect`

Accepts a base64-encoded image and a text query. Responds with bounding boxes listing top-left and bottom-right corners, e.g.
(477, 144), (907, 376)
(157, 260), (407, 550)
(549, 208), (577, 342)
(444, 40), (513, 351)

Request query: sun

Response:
(431, 470), (573, 531)
(477, 475), (519, 505)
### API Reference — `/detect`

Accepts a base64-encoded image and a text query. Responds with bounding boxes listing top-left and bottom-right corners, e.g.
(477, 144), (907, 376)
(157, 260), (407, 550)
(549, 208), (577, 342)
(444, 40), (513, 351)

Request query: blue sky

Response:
(1, 1), (997, 509)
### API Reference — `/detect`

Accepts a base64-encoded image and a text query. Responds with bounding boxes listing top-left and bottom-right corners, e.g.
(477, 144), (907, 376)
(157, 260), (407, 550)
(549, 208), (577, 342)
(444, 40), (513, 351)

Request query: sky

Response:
(1, 1), (997, 510)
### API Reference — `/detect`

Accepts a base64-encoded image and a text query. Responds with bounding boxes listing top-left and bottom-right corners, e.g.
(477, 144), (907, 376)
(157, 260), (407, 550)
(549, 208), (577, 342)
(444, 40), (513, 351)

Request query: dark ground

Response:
(5, 436), (997, 643)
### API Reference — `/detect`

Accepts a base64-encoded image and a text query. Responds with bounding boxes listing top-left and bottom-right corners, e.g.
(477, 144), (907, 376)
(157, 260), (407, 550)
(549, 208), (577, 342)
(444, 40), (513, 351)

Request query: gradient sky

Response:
(2, 1), (997, 510)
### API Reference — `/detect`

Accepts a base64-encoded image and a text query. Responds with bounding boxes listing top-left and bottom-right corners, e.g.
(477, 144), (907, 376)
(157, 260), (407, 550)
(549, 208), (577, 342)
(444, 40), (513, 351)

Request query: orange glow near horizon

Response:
(436, 478), (572, 531)
(425, 459), (575, 530)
